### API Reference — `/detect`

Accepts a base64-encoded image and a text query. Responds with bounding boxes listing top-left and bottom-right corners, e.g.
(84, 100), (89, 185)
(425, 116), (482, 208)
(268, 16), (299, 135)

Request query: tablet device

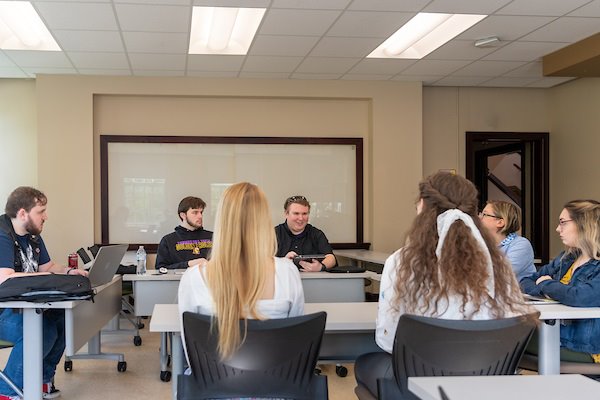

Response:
(293, 254), (326, 267)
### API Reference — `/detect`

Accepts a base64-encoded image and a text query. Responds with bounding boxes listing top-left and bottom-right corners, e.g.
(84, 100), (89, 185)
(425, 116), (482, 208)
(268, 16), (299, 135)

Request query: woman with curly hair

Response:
(354, 172), (531, 398)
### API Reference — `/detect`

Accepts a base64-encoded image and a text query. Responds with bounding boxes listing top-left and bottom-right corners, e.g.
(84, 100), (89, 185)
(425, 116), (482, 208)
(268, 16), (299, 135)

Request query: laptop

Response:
(85, 244), (128, 287)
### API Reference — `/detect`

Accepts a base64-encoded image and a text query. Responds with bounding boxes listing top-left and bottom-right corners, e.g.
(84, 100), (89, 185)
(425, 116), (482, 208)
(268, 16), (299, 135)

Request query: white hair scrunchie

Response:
(436, 209), (495, 297)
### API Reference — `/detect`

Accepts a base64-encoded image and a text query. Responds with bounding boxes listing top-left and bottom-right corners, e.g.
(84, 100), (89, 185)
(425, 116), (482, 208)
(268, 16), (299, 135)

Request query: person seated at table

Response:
(479, 200), (536, 282)
(354, 172), (532, 398)
(275, 195), (336, 272)
(156, 196), (213, 270)
(178, 182), (304, 360)
(521, 199), (600, 363)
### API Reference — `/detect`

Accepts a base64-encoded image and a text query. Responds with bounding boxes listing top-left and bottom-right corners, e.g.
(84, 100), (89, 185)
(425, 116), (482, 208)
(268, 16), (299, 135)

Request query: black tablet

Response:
(293, 254), (326, 267)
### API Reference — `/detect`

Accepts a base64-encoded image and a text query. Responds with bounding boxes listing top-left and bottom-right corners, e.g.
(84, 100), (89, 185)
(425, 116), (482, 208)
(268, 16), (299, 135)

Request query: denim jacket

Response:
(521, 252), (600, 353)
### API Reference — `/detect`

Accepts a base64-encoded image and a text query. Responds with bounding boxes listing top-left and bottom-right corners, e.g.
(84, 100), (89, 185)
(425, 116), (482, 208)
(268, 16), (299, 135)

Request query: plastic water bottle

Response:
(136, 246), (147, 275)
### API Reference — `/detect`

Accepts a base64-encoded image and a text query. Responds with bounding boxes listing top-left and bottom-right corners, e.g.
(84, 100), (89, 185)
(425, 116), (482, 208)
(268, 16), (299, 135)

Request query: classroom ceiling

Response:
(1, 0), (600, 87)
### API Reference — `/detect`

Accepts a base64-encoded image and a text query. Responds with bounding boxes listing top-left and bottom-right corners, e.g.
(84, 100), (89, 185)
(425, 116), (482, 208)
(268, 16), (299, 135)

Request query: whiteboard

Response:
(101, 136), (363, 247)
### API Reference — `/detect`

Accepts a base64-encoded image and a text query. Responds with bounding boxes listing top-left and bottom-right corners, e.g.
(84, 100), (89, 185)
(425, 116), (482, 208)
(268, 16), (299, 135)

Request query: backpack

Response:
(0, 274), (94, 303)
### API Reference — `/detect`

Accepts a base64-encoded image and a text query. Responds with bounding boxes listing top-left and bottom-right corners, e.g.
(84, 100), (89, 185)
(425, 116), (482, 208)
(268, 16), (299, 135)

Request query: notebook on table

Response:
(523, 293), (559, 305)
(85, 244), (128, 287)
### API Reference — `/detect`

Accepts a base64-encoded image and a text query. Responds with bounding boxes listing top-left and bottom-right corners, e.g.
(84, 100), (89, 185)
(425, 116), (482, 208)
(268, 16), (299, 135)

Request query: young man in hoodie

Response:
(155, 196), (213, 270)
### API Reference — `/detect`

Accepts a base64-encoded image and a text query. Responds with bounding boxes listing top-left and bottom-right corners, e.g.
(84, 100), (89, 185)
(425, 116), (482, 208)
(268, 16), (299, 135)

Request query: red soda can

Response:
(68, 253), (78, 269)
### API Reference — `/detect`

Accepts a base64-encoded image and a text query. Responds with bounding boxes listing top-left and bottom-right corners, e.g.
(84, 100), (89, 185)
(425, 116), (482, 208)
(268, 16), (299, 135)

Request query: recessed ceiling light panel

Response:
(368, 12), (486, 59)
(0, 1), (60, 51)
(189, 6), (266, 55)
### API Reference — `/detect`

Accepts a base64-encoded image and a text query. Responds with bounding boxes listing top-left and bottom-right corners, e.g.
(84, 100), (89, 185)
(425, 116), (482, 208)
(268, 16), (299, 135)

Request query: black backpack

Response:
(0, 274), (94, 303)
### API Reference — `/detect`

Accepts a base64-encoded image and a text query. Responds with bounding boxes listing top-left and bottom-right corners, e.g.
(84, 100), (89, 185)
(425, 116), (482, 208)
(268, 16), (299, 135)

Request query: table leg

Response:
(22, 308), (43, 400)
(538, 320), (560, 375)
(171, 333), (183, 400)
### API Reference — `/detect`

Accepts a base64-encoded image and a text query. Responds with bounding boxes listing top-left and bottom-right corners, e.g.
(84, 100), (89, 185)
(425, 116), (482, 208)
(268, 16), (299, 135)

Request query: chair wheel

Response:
(118, 361), (127, 372)
(133, 336), (142, 346)
(335, 365), (348, 377)
(137, 322), (145, 329)
(314, 367), (322, 375)
(64, 360), (73, 372)
(160, 370), (172, 382)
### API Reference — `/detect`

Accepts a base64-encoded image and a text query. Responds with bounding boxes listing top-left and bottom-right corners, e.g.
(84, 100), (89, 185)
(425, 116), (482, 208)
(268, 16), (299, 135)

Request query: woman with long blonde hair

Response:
(178, 182), (304, 359)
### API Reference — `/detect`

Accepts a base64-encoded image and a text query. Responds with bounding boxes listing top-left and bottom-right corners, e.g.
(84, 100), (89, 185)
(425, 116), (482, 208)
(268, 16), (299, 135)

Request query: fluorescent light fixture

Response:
(189, 6), (266, 55)
(0, 1), (60, 51)
(368, 12), (486, 59)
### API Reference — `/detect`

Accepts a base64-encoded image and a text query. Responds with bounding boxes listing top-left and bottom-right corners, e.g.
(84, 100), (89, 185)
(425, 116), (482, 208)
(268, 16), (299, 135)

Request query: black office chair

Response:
(177, 311), (329, 400)
(0, 340), (23, 398)
(355, 313), (538, 400)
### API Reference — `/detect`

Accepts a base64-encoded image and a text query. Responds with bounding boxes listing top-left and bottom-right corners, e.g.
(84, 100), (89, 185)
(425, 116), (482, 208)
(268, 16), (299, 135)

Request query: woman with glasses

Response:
(354, 172), (531, 398)
(178, 182), (304, 360)
(521, 199), (600, 362)
(479, 200), (536, 282)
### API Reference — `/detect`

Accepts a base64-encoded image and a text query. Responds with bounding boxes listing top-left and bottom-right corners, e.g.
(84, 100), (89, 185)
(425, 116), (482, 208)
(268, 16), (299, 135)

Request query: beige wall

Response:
(0, 79), (37, 202)
(33, 75), (422, 259)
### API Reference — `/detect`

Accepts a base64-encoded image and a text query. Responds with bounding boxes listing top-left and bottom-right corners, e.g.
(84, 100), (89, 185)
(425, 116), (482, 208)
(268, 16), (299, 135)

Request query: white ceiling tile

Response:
(291, 73), (342, 79)
(122, 32), (189, 53)
(115, 4), (191, 33)
(426, 40), (500, 61)
(52, 30), (125, 52)
(433, 76), (491, 86)
(341, 73), (392, 80)
(260, 9), (340, 36)
(527, 76), (577, 87)
(482, 41), (567, 62)
(133, 69), (184, 76)
(243, 56), (302, 72)
(238, 71), (291, 79)
(186, 70), (239, 77)
(502, 61), (543, 78)
(480, 76), (541, 87)
(295, 57), (358, 73)
(391, 75), (439, 85)
(272, 0), (350, 9)
(496, 0), (591, 16)
(67, 52), (129, 69)
(349, 58), (416, 74)
(3, 51), (72, 68)
(115, 0), (189, 4)
(249, 35), (319, 56)
(310, 37), (383, 57)
(453, 60), (526, 77)
(569, 0), (600, 17)
(129, 53), (186, 70)
(34, 0), (110, 2)
(521, 17), (600, 43)
(456, 16), (555, 41)
(78, 69), (131, 76)
(327, 11), (413, 38)
(193, 0), (270, 7)
(401, 59), (471, 75)
(34, 2), (118, 30)
(0, 67), (27, 78)
(187, 55), (245, 71)
(22, 67), (78, 75)
(423, 0), (512, 14)
(348, 0), (429, 12)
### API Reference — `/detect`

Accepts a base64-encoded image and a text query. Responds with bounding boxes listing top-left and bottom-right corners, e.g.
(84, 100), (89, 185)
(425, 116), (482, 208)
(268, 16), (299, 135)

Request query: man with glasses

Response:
(275, 196), (337, 272)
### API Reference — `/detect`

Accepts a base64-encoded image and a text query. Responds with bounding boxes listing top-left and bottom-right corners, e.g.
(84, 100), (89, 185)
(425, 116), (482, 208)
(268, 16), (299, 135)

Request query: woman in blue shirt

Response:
(521, 199), (600, 361)
(479, 200), (536, 282)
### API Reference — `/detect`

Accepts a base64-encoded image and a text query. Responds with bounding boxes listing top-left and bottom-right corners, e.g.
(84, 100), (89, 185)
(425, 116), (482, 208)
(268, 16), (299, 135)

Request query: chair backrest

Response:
(181, 311), (327, 400)
(381, 313), (538, 399)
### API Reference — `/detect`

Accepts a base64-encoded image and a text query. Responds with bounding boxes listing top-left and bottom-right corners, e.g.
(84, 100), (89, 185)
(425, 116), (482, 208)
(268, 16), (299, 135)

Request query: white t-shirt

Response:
(376, 249), (497, 353)
(178, 256), (305, 361)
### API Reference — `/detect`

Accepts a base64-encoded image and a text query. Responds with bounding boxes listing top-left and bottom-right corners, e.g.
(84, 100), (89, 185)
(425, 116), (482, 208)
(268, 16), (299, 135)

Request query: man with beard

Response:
(156, 196), (213, 270)
(0, 186), (88, 400)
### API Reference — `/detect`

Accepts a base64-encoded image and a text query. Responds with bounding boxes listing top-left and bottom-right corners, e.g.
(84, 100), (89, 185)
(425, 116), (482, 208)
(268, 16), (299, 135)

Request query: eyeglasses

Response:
(478, 212), (501, 219)
(558, 219), (573, 227)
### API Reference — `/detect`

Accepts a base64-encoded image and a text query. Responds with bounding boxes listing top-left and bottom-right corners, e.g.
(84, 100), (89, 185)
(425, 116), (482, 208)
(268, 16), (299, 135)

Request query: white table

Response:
(0, 277), (123, 400)
(408, 374), (600, 400)
(150, 302), (379, 399)
(533, 302), (600, 375)
(124, 270), (371, 316)
(334, 249), (389, 269)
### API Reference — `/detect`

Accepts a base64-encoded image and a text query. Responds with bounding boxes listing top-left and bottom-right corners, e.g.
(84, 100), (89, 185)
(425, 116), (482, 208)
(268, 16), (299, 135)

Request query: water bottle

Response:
(136, 246), (147, 275)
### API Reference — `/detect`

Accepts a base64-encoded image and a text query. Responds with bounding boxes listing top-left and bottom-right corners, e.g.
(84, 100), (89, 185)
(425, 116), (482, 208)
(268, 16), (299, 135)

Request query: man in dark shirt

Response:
(275, 195), (336, 272)
(155, 196), (213, 270)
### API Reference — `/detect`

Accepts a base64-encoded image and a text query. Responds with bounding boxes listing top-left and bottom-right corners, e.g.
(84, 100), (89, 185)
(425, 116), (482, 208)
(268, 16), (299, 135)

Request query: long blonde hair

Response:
(563, 199), (600, 260)
(205, 182), (276, 359)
